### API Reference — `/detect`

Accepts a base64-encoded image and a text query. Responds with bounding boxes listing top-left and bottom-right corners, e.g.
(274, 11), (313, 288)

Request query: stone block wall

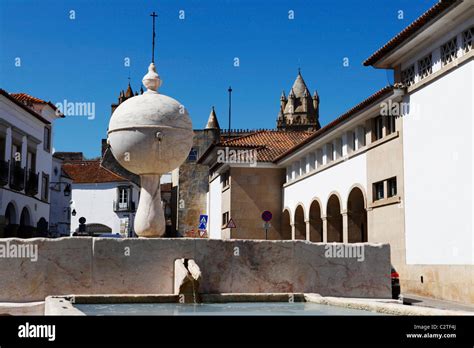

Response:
(229, 167), (286, 239)
(0, 238), (391, 301)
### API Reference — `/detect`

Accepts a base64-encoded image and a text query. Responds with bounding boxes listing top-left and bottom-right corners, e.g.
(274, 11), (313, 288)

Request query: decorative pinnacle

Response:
(142, 62), (162, 92)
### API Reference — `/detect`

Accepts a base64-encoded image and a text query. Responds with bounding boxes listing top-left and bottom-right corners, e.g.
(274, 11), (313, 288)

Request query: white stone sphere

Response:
(107, 65), (193, 175)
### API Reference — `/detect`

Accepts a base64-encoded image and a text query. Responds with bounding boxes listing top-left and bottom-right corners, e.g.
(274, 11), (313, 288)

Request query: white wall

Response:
(283, 153), (367, 220)
(70, 182), (139, 235)
(208, 175), (222, 239)
(403, 61), (473, 265)
(49, 157), (72, 236)
(0, 96), (54, 225)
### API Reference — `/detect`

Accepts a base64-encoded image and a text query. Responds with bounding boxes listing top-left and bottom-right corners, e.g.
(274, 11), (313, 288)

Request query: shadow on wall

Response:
(0, 238), (392, 302)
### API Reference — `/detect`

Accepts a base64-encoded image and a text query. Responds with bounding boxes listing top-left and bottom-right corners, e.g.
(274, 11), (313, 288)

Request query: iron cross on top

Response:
(150, 11), (158, 63)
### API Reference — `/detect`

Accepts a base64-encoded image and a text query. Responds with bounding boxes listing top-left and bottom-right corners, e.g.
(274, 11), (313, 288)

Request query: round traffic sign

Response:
(261, 211), (272, 222)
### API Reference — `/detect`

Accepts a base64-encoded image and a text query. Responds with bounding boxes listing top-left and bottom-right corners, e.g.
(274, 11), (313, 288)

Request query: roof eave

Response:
(363, 0), (463, 68)
(274, 86), (404, 164)
(0, 89), (52, 125)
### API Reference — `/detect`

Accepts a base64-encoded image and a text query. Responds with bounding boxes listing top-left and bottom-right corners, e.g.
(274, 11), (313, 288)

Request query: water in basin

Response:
(74, 302), (382, 316)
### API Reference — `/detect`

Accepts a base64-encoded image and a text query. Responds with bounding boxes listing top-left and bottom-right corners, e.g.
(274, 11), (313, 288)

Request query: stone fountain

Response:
(107, 63), (193, 237)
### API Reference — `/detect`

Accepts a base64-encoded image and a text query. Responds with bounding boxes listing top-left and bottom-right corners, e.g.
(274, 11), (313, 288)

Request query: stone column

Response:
(322, 216), (327, 242)
(134, 174), (165, 237)
(290, 223), (296, 240)
(341, 132), (349, 157)
(21, 135), (27, 168)
(305, 220), (310, 241)
(5, 127), (12, 161)
(342, 211), (349, 243)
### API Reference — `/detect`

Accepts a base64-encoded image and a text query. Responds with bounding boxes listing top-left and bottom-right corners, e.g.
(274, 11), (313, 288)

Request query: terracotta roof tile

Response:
(0, 89), (51, 124)
(62, 160), (127, 184)
(10, 92), (62, 115)
(220, 130), (314, 162)
(364, 0), (459, 66)
(11, 93), (47, 104)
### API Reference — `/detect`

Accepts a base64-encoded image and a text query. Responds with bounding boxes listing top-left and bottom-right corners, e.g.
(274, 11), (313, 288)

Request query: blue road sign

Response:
(198, 215), (208, 230)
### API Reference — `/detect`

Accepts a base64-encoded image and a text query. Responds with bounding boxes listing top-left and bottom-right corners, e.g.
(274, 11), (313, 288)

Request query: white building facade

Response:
(62, 159), (140, 237)
(49, 155), (73, 237)
(0, 90), (63, 237)
(279, 0), (473, 303)
(203, 0), (473, 304)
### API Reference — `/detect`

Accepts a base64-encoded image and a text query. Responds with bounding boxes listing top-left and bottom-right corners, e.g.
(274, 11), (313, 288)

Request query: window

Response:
(286, 166), (291, 182)
(27, 151), (36, 172)
(221, 171), (230, 188)
(351, 131), (357, 152)
(386, 116), (396, 135)
(43, 126), (51, 152)
(441, 37), (457, 66)
(294, 161), (300, 178)
(11, 143), (22, 163)
(222, 212), (229, 227)
(316, 150), (323, 167)
(387, 177), (397, 197)
(118, 186), (130, 209)
(308, 153), (315, 171)
(0, 136), (5, 161)
(41, 173), (49, 201)
(334, 139), (342, 159)
(374, 116), (384, 141)
(358, 127), (366, 147)
(300, 158), (306, 175)
(326, 143), (334, 162)
(188, 147), (198, 162)
(401, 64), (415, 86)
(373, 181), (384, 201)
(418, 54), (432, 79)
(462, 27), (473, 53)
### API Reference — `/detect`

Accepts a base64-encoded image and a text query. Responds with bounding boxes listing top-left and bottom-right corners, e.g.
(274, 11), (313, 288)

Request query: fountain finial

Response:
(142, 62), (162, 93)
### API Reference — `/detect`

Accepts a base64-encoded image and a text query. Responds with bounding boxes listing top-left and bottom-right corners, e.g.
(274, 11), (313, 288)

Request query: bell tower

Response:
(277, 70), (321, 131)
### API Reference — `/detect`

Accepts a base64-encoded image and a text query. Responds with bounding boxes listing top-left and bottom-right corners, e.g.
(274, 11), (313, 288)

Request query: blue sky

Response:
(0, 0), (436, 158)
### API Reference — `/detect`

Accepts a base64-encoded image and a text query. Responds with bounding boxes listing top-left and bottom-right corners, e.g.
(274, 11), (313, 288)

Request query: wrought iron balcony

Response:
(9, 162), (25, 191)
(113, 200), (136, 212)
(25, 169), (39, 196)
(0, 159), (9, 186)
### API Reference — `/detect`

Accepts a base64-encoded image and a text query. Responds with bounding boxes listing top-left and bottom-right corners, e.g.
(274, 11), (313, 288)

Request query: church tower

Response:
(111, 82), (144, 115)
(277, 70), (321, 131)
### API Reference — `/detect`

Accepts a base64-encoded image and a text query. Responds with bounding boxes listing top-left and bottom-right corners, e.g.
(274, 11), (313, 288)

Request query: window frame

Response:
(41, 172), (49, 201)
(387, 177), (397, 198)
(351, 130), (357, 152)
(401, 64), (415, 86)
(222, 211), (229, 227)
(441, 37), (458, 66)
(188, 147), (198, 162)
(374, 116), (384, 141)
(418, 54), (433, 79)
(462, 27), (473, 53)
(373, 181), (384, 201)
(221, 171), (230, 189)
(386, 116), (396, 135)
(117, 186), (131, 208)
(43, 126), (51, 152)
